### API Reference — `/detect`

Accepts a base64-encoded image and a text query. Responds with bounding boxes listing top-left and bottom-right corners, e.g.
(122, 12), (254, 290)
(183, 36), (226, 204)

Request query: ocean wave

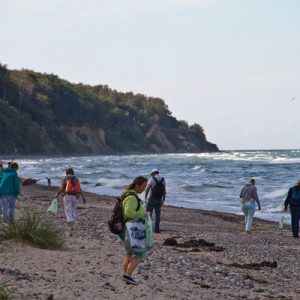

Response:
(263, 188), (287, 199)
(269, 158), (300, 164)
(183, 183), (232, 192)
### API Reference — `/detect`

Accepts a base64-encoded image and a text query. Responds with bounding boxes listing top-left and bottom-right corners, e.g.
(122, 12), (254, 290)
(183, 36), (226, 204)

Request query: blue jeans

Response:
(242, 201), (256, 232)
(290, 206), (300, 237)
(1, 196), (17, 223)
(146, 196), (162, 232)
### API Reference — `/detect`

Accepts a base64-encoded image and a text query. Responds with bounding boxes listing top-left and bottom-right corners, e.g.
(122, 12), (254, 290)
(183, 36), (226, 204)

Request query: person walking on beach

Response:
(46, 176), (51, 188)
(0, 162), (20, 224)
(145, 169), (166, 233)
(284, 180), (300, 238)
(119, 176), (148, 285)
(239, 178), (261, 233)
(55, 168), (86, 236)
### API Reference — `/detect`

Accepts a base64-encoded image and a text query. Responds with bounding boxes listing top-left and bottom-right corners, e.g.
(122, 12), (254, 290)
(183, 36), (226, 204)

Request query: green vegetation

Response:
(0, 209), (65, 249)
(0, 63), (218, 154)
(0, 279), (16, 300)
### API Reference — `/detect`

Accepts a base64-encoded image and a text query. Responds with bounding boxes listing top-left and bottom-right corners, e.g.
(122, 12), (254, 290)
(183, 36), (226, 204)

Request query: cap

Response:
(150, 168), (159, 175)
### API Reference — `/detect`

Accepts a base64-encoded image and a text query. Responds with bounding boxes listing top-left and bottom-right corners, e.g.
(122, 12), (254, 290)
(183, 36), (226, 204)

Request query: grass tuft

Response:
(0, 209), (65, 249)
(0, 279), (16, 300)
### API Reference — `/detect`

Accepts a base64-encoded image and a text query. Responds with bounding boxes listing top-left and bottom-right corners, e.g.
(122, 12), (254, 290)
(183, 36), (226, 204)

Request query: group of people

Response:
(239, 178), (300, 239)
(52, 167), (166, 285)
(2, 159), (300, 285)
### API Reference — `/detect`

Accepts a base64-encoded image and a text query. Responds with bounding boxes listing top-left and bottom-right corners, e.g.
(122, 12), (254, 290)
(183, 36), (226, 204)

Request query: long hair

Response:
(128, 176), (148, 190)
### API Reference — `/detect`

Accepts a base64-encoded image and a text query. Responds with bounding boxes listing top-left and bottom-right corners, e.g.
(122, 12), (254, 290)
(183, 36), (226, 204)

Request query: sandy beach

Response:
(0, 184), (299, 300)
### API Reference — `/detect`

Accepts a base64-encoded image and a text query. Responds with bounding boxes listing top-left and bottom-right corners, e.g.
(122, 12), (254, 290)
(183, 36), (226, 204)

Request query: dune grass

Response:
(0, 209), (65, 249)
(0, 279), (16, 300)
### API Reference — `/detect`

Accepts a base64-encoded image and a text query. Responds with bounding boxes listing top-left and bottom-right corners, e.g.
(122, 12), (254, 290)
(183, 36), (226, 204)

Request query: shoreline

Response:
(28, 181), (282, 225)
(0, 184), (299, 299)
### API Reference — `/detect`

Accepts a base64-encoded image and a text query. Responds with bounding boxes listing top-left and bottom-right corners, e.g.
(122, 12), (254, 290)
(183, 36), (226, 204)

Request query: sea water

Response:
(10, 150), (300, 223)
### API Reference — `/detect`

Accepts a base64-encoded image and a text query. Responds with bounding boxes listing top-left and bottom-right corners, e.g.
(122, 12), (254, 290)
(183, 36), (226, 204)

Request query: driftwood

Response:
(22, 178), (39, 186)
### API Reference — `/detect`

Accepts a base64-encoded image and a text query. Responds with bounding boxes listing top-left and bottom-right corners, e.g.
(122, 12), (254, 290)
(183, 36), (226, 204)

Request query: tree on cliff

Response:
(0, 66), (218, 154)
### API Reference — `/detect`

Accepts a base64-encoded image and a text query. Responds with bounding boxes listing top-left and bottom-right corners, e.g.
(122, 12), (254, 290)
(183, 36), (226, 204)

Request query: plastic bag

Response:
(125, 220), (146, 253)
(279, 213), (285, 229)
(145, 213), (154, 250)
(47, 198), (58, 215)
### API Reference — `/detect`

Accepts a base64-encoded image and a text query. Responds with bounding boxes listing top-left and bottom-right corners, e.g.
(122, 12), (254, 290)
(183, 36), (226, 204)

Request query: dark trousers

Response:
(290, 205), (300, 237)
(146, 196), (162, 232)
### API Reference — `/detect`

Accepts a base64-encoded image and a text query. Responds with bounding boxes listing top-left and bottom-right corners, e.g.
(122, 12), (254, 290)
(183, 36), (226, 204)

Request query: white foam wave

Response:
(270, 158), (300, 164)
(264, 188), (287, 199)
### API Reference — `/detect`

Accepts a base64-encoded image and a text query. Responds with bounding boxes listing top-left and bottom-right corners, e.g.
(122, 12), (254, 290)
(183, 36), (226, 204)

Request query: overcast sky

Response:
(1, 0), (299, 150)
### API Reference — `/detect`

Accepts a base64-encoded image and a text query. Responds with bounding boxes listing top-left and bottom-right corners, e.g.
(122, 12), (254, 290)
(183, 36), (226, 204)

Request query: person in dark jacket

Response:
(0, 162), (20, 223)
(145, 169), (166, 233)
(239, 178), (261, 233)
(284, 180), (300, 238)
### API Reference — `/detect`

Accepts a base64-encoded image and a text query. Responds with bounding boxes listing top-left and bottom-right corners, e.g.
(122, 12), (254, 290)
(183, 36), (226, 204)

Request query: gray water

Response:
(9, 150), (300, 222)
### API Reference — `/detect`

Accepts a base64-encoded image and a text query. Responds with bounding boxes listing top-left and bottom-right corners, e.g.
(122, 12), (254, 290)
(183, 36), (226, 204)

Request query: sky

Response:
(1, 0), (299, 150)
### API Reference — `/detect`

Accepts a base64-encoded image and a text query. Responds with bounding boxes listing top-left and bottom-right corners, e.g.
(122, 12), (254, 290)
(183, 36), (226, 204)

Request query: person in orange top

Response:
(55, 168), (86, 236)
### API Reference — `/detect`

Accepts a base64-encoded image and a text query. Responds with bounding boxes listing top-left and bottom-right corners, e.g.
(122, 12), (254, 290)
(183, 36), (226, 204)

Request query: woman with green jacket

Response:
(120, 176), (148, 285)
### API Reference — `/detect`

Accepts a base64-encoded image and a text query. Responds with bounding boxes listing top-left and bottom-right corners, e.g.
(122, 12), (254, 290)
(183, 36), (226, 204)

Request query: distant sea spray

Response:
(13, 150), (300, 223)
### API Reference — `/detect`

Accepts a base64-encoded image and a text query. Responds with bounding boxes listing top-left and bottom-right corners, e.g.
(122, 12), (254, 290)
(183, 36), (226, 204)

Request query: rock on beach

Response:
(0, 184), (299, 299)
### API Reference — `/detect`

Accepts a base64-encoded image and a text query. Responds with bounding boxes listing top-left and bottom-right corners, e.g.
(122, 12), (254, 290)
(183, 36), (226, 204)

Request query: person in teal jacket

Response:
(0, 162), (20, 223)
(120, 176), (148, 285)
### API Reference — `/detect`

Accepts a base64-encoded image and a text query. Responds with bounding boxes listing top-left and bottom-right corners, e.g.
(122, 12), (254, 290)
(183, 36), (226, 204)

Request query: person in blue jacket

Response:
(0, 162), (20, 224)
(284, 180), (300, 238)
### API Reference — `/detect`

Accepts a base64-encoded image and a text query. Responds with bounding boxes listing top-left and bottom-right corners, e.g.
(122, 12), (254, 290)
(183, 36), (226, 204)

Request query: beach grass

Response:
(0, 279), (16, 300)
(0, 209), (65, 249)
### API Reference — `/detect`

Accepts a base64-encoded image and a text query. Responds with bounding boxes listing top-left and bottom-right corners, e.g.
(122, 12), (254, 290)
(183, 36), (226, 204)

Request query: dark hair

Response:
(128, 176), (148, 190)
(11, 162), (19, 170)
(66, 168), (74, 175)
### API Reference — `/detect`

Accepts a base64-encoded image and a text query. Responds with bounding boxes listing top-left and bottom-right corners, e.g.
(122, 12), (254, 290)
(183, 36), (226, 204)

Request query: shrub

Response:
(0, 279), (16, 300)
(0, 209), (65, 249)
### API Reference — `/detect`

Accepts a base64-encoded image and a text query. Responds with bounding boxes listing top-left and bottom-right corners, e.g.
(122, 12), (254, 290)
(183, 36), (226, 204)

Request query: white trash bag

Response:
(125, 220), (147, 253)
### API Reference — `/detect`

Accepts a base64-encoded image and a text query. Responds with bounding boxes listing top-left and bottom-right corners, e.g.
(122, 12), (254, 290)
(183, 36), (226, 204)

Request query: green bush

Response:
(0, 279), (16, 300)
(0, 209), (65, 249)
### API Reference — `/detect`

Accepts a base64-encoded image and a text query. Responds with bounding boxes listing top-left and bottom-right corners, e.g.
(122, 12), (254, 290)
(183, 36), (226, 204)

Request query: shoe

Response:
(245, 230), (251, 234)
(122, 275), (139, 285)
(155, 229), (160, 233)
(293, 235), (299, 238)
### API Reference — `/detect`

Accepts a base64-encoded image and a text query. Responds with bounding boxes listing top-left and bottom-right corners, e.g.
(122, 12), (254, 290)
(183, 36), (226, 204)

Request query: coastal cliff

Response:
(0, 64), (218, 155)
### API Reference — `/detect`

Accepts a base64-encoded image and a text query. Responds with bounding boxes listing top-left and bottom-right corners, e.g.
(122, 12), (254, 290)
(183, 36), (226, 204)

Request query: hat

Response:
(150, 168), (159, 175)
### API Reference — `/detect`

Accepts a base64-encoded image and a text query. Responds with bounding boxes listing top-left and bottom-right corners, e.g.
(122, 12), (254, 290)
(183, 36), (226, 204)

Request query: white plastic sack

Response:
(145, 214), (154, 250)
(125, 220), (146, 253)
(47, 198), (58, 215)
(279, 213), (285, 229)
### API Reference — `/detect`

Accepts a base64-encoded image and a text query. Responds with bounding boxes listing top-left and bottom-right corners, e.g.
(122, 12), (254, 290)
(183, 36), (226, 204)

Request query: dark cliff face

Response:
(0, 65), (219, 155)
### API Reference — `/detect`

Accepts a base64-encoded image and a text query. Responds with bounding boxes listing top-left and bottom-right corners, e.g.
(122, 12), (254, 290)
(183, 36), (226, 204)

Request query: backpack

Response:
(65, 177), (81, 194)
(108, 192), (141, 235)
(291, 187), (300, 205)
(151, 177), (165, 198)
